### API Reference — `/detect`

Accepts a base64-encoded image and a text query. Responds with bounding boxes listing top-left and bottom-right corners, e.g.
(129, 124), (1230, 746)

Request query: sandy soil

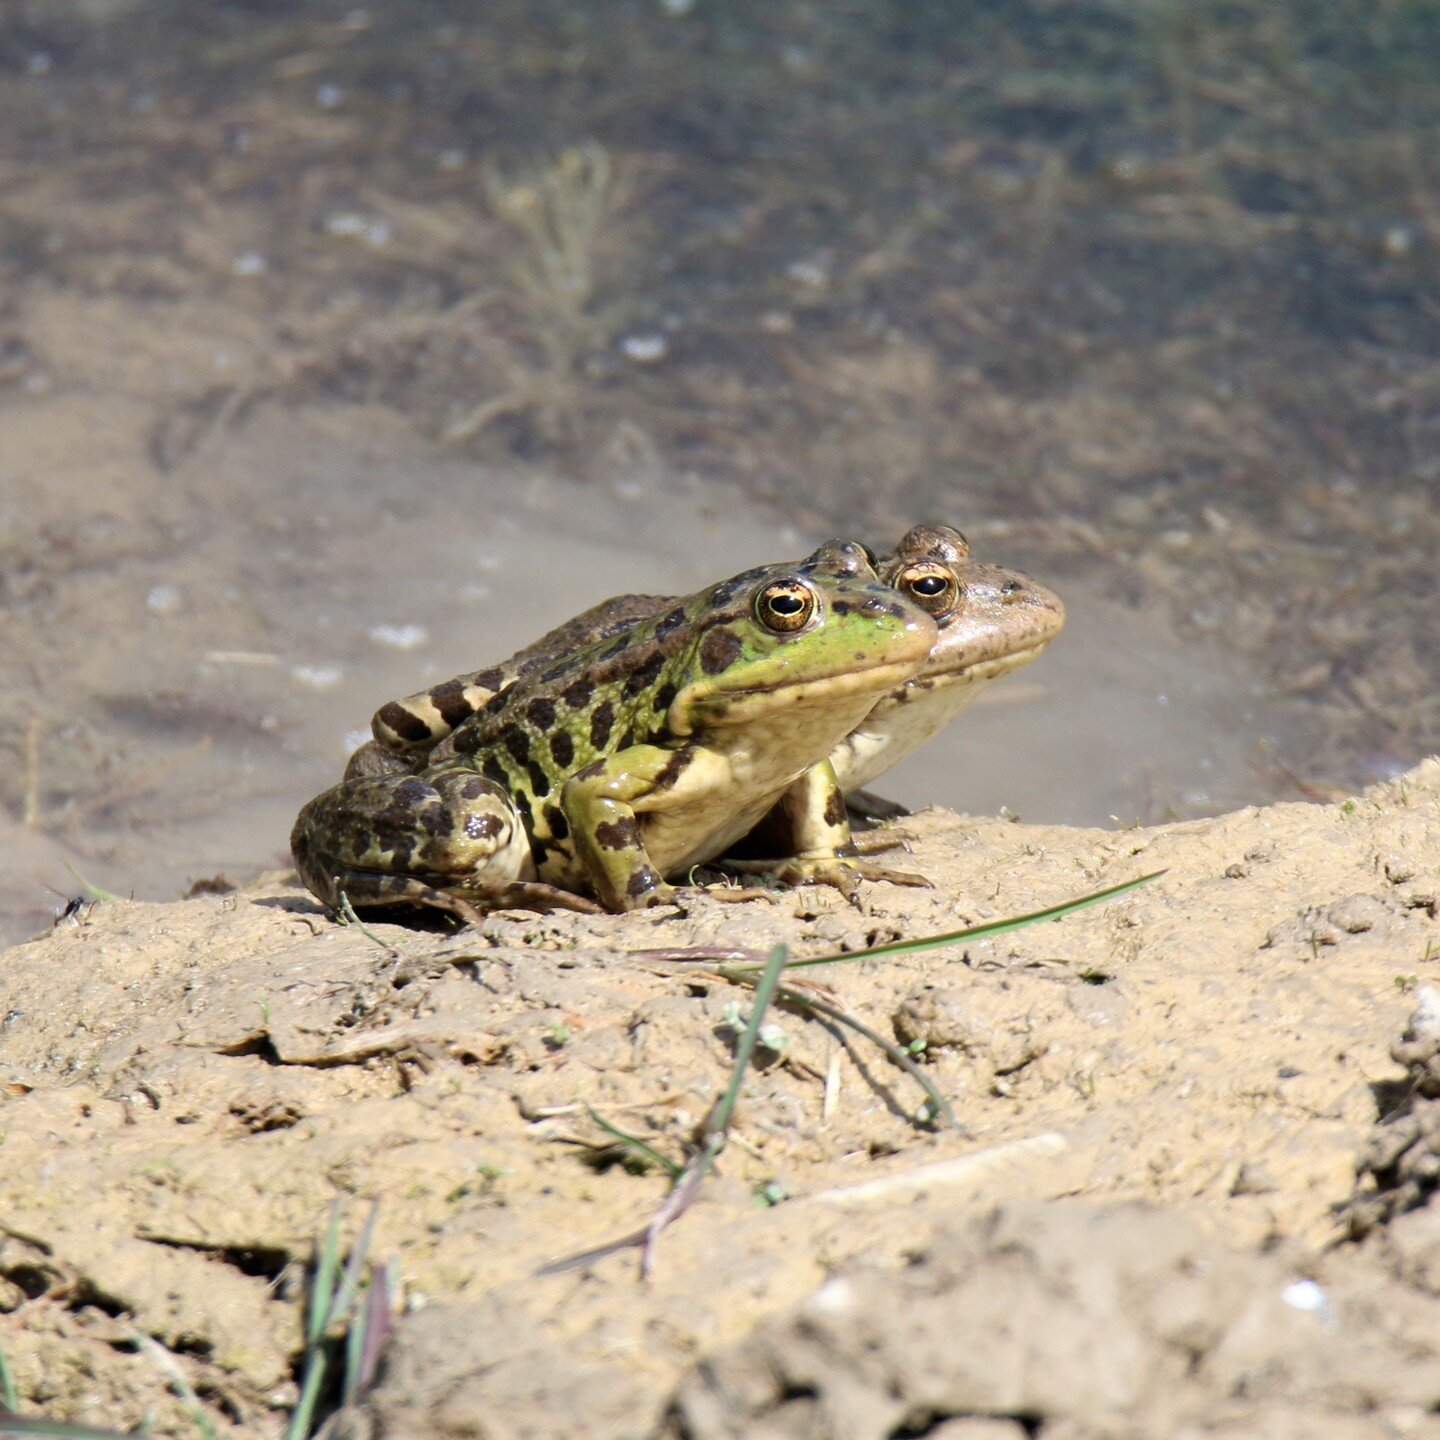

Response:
(4, 4), (1440, 1435)
(4, 761), (1440, 1437)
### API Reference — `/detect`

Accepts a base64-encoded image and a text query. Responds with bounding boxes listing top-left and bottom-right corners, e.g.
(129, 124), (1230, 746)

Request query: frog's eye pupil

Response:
(913, 575), (947, 596)
(756, 582), (814, 632)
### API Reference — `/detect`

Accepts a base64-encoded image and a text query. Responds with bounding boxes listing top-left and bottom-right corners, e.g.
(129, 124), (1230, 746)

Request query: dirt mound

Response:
(3, 761), (1440, 1434)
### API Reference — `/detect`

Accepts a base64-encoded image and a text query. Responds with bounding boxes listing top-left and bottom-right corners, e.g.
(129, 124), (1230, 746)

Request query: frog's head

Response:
(882, 523), (1065, 686)
(667, 540), (937, 734)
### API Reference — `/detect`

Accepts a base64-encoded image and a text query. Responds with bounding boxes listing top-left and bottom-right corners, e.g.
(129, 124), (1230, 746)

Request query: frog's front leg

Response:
(291, 767), (602, 921)
(561, 746), (692, 912)
(727, 760), (932, 898)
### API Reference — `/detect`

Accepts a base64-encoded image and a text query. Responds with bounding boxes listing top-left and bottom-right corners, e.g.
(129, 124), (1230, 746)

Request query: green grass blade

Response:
(0, 1419), (137, 1439)
(583, 1105), (683, 1179)
(772, 979), (956, 1128)
(779, 871), (1164, 971)
(306, 1202), (344, 1347)
(342, 1294), (368, 1410)
(328, 1201), (380, 1330)
(0, 1342), (16, 1411)
(61, 862), (124, 904)
(710, 943), (788, 1139)
(284, 1348), (329, 1440)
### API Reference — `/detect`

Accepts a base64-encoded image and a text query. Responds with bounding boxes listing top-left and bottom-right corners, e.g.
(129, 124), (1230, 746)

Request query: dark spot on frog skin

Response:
(709, 579), (741, 607)
(458, 776), (489, 800)
(831, 600), (852, 616)
(563, 676), (594, 710)
(377, 703), (433, 745)
(526, 761), (552, 798)
(527, 697), (557, 729)
(549, 731), (575, 768)
(571, 759), (607, 784)
(502, 727), (531, 763)
(627, 864), (664, 897)
(616, 727), (636, 752)
(432, 680), (476, 727)
(652, 681), (678, 713)
(590, 700), (615, 750)
(823, 787), (848, 829)
(543, 803), (570, 840)
(601, 634), (631, 660)
(394, 777), (431, 806)
(482, 755), (509, 789)
(654, 607), (688, 639)
(650, 751), (687, 792)
(623, 651), (666, 699)
(465, 812), (503, 841)
(417, 801), (449, 838)
(512, 789), (533, 824)
(595, 816), (641, 851)
(699, 627), (743, 675)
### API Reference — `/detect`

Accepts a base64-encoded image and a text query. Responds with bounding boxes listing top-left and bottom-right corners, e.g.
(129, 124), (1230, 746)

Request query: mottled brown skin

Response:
(347, 594), (668, 779)
(292, 541), (938, 917)
(832, 523), (1065, 806)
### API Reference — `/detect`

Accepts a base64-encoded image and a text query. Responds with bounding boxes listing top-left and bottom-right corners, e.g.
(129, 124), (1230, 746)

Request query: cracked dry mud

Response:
(5, 763), (1440, 1438)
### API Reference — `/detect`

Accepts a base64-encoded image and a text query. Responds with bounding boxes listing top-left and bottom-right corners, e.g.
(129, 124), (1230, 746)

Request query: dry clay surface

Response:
(4, 764), (1440, 1437)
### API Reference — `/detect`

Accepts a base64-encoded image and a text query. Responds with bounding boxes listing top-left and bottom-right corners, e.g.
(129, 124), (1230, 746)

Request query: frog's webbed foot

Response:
(327, 872), (490, 927)
(481, 880), (607, 915)
(328, 871), (605, 923)
(846, 787), (912, 822)
(675, 881), (784, 907)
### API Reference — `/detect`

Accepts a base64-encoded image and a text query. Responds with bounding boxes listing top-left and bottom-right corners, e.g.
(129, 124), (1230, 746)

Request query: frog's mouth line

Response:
(675, 654), (930, 729)
(919, 639), (1055, 688)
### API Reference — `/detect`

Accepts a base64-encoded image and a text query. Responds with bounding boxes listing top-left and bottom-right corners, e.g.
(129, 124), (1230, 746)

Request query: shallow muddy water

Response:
(2, 407), (1282, 945)
(2, 0), (1435, 946)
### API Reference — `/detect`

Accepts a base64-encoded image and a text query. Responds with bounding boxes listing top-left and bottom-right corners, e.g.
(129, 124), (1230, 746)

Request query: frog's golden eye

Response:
(898, 562), (960, 617)
(754, 579), (816, 633)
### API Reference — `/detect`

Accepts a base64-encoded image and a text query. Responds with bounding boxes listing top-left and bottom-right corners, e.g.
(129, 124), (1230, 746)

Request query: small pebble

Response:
(369, 623), (428, 650)
(146, 584), (182, 616)
(291, 664), (344, 690)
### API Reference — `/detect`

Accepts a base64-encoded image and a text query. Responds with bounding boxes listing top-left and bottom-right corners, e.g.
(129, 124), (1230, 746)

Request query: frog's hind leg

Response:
(291, 767), (595, 923)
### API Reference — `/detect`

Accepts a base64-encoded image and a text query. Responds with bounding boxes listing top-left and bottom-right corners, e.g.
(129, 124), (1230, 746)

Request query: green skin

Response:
(291, 541), (938, 919)
(344, 525), (1066, 810)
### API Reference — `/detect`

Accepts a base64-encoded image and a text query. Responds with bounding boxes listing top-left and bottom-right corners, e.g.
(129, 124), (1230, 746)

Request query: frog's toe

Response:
(734, 855), (932, 898)
(479, 880), (607, 915)
(841, 860), (933, 889)
(847, 827), (917, 857)
(330, 873), (489, 927)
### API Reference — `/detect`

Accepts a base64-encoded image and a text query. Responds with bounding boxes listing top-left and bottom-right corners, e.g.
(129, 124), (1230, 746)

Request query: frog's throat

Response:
(671, 654), (927, 733)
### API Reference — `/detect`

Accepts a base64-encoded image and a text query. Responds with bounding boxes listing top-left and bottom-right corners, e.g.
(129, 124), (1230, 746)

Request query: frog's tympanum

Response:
(291, 541), (938, 919)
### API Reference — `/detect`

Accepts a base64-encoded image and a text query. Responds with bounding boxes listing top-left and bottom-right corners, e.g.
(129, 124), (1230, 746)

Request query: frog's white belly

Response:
(831, 675), (992, 791)
(641, 687), (886, 876)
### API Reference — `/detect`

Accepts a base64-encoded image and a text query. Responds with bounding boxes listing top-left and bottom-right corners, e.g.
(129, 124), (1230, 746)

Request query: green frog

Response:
(343, 525), (1064, 810)
(291, 541), (938, 919)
